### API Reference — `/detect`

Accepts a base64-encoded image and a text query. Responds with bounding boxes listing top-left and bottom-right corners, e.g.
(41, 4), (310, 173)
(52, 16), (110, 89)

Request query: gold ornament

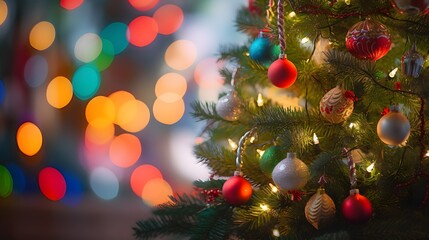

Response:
(319, 86), (354, 124)
(305, 187), (336, 229)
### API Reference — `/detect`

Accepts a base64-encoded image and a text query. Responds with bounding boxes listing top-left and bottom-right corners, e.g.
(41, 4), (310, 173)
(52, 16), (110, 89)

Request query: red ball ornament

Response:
(222, 173), (253, 206)
(342, 189), (373, 224)
(345, 18), (391, 61)
(267, 57), (297, 88)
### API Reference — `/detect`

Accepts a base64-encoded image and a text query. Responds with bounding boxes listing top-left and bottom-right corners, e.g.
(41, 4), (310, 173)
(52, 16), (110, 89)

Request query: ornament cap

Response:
(234, 170), (244, 176)
(350, 188), (359, 195)
(279, 53), (286, 59)
(286, 152), (296, 158)
(389, 105), (400, 112)
(317, 187), (326, 194)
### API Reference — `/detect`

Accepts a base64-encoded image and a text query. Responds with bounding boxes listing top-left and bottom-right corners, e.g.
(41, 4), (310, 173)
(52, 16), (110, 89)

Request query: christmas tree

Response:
(133, 0), (429, 239)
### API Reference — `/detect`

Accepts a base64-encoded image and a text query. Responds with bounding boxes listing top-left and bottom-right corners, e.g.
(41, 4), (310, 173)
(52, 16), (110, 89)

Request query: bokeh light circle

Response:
(5, 163), (25, 193)
(153, 95), (185, 125)
(61, 172), (83, 206)
(60, 0), (84, 10)
(117, 99), (150, 132)
(108, 90), (135, 124)
(85, 119), (115, 145)
(46, 76), (73, 109)
(17, 122), (43, 156)
(29, 21), (56, 51)
(153, 4), (184, 35)
(38, 167), (67, 201)
(0, 80), (5, 105)
(85, 96), (115, 124)
(194, 58), (225, 88)
(0, 165), (13, 198)
(0, 0), (7, 26)
(127, 16), (158, 47)
(72, 65), (101, 100)
(74, 33), (102, 63)
(155, 73), (187, 98)
(165, 40), (197, 70)
(101, 22), (129, 55)
(24, 55), (48, 88)
(109, 133), (141, 168)
(92, 39), (114, 71)
(90, 167), (119, 200)
(142, 178), (173, 206)
(128, 0), (158, 11)
(130, 164), (163, 198)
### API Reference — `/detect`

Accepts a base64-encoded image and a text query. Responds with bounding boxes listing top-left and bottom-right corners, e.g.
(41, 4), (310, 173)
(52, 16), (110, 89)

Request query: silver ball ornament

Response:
(216, 91), (242, 121)
(272, 152), (310, 191)
(377, 107), (411, 146)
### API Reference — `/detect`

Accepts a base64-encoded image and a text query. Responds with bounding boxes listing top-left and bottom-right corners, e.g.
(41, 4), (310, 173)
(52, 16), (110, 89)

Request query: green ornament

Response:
(259, 146), (284, 177)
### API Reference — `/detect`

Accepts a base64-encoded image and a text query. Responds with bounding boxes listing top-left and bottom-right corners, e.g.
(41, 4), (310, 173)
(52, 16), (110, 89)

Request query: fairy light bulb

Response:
(257, 93), (264, 107)
(425, 150), (429, 157)
(273, 229), (280, 237)
(288, 11), (296, 18)
(269, 183), (278, 193)
(313, 133), (319, 144)
(349, 122), (357, 129)
(228, 139), (238, 151)
(301, 37), (310, 44)
(366, 162), (375, 172)
(257, 149), (265, 158)
(389, 67), (398, 78)
(260, 204), (270, 211)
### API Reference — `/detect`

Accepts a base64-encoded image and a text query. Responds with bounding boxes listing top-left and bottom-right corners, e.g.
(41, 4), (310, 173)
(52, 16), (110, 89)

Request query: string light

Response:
(257, 93), (264, 107)
(389, 67), (398, 78)
(273, 229), (280, 237)
(269, 183), (278, 193)
(301, 37), (310, 44)
(249, 136), (256, 143)
(245, 52), (250, 56)
(257, 149), (265, 158)
(228, 139), (238, 151)
(288, 11), (296, 18)
(260, 203), (270, 211)
(366, 162), (375, 172)
(349, 122), (357, 129)
(313, 133), (319, 144)
(425, 150), (429, 157)
(344, 0), (351, 5)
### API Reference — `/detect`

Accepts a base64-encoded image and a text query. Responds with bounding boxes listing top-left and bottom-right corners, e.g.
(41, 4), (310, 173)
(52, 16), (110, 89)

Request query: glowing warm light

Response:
(349, 122), (357, 129)
(228, 139), (238, 151)
(85, 96), (115, 124)
(142, 178), (173, 206)
(29, 21), (56, 51)
(108, 90), (136, 124)
(344, 0), (351, 5)
(60, 0), (84, 10)
(269, 183), (279, 193)
(0, 165), (13, 198)
(257, 149), (265, 158)
(46, 76), (73, 109)
(257, 93), (264, 107)
(101, 22), (129, 55)
(130, 164), (163, 198)
(109, 134), (141, 168)
(165, 40), (197, 70)
(273, 229), (280, 237)
(194, 58), (224, 88)
(153, 4), (184, 35)
(16, 122), (43, 156)
(153, 95), (185, 125)
(117, 99), (150, 132)
(74, 33), (102, 63)
(72, 65), (101, 100)
(249, 136), (256, 144)
(288, 11), (296, 18)
(24, 55), (48, 88)
(0, 1), (7, 26)
(425, 150), (429, 157)
(155, 73), (187, 98)
(313, 133), (319, 144)
(127, 16), (158, 47)
(90, 167), (119, 200)
(366, 162), (375, 172)
(85, 119), (115, 145)
(389, 67), (399, 78)
(38, 167), (67, 201)
(128, 0), (158, 11)
(301, 37), (310, 44)
(260, 204), (270, 211)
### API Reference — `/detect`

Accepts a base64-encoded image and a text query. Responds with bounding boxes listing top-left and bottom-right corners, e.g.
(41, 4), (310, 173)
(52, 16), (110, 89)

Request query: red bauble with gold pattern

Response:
(345, 18), (391, 61)
(342, 189), (373, 224)
(222, 173), (253, 206)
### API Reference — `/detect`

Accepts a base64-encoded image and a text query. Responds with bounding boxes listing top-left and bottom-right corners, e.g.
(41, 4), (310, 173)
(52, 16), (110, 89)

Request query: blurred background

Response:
(0, 0), (247, 239)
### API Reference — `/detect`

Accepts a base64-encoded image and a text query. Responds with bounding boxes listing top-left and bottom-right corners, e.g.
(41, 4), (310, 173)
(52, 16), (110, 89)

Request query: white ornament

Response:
(272, 152), (310, 191)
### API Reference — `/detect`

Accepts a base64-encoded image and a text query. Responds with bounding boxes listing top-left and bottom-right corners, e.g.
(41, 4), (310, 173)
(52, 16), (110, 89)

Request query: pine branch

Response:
(193, 142), (237, 176)
(190, 205), (234, 240)
(191, 101), (225, 122)
(235, 7), (265, 35)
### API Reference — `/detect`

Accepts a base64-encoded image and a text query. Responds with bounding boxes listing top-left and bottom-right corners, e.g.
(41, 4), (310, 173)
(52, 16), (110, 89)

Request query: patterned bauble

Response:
(342, 189), (373, 224)
(319, 86), (354, 124)
(272, 152), (310, 191)
(222, 173), (253, 206)
(391, 0), (429, 15)
(377, 106), (411, 146)
(249, 31), (274, 63)
(259, 146), (284, 177)
(267, 57), (298, 88)
(345, 18), (391, 61)
(401, 44), (424, 78)
(216, 90), (242, 121)
(305, 187), (336, 229)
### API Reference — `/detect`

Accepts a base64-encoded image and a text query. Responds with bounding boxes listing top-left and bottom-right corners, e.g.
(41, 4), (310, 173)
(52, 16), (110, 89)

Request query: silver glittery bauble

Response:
(216, 91), (242, 121)
(320, 86), (354, 124)
(305, 187), (336, 229)
(272, 152), (310, 191)
(377, 106), (411, 146)
(401, 44), (424, 78)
